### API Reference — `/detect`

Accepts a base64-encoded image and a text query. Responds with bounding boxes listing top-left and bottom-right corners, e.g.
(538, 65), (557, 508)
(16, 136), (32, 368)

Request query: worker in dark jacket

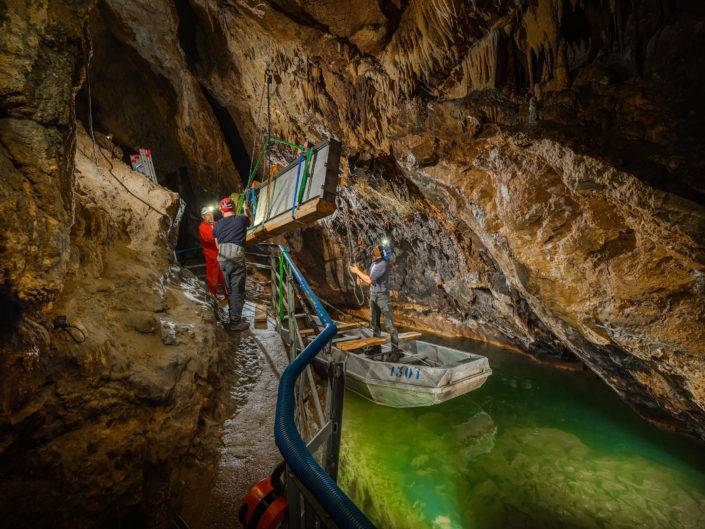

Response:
(349, 246), (399, 347)
(213, 195), (253, 331)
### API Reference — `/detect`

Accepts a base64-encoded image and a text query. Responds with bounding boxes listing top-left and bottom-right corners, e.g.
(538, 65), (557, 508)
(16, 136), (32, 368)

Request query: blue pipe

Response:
(175, 246), (202, 255)
(291, 152), (304, 219)
(258, 243), (376, 529)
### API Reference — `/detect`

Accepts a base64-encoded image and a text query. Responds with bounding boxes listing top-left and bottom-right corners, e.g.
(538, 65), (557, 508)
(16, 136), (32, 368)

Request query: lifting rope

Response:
(240, 64), (312, 218)
(246, 73), (267, 191)
(337, 195), (366, 307)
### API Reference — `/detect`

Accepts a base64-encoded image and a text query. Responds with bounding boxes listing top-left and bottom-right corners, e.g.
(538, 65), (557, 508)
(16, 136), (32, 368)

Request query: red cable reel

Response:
(239, 462), (287, 529)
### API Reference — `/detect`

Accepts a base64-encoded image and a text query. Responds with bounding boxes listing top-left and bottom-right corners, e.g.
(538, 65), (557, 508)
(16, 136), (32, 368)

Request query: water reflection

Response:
(341, 395), (496, 528)
(340, 338), (705, 529)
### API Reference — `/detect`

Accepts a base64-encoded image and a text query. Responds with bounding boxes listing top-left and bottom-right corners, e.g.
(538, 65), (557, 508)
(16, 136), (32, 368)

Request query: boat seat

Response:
(299, 322), (361, 336)
(337, 332), (422, 352)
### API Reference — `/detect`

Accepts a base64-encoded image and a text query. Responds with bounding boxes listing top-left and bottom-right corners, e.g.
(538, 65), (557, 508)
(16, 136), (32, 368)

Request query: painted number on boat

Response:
(390, 366), (420, 380)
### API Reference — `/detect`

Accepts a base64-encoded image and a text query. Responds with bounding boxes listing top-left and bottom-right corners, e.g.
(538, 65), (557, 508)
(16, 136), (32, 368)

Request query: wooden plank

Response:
(336, 322), (362, 332)
(338, 337), (386, 351)
(254, 304), (268, 322)
(299, 322), (360, 337)
(246, 198), (336, 246)
(337, 331), (422, 351)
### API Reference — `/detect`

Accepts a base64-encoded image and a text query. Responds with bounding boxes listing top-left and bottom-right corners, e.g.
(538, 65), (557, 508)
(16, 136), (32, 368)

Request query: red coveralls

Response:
(199, 221), (227, 298)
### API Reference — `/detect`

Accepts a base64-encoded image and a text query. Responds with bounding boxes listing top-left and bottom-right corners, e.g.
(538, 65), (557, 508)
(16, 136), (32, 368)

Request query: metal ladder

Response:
(129, 148), (158, 184)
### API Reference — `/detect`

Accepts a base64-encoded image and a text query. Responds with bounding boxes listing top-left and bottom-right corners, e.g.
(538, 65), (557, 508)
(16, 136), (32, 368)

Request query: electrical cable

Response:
(53, 316), (87, 344)
(266, 63), (271, 188)
(246, 76), (267, 189)
(98, 147), (169, 217)
(85, 23), (99, 167)
(62, 325), (86, 344)
(317, 295), (369, 324)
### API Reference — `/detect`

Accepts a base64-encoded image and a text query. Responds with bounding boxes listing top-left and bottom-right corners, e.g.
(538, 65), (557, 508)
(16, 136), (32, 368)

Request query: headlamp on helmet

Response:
(378, 237), (392, 260)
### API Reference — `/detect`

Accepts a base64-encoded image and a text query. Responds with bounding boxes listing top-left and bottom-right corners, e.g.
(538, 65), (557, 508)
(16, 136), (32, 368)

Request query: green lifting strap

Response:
(230, 192), (246, 213)
(238, 136), (308, 215)
(271, 137), (305, 151)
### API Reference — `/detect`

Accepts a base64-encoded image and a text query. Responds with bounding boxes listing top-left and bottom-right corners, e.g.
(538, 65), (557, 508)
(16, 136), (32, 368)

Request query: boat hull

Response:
(314, 339), (492, 408)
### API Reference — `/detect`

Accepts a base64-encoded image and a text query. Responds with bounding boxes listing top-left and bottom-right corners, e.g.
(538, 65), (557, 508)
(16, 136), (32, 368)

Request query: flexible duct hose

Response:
(260, 244), (376, 529)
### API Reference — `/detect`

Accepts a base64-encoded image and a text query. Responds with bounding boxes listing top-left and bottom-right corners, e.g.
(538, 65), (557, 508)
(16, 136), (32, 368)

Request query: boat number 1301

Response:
(390, 366), (421, 379)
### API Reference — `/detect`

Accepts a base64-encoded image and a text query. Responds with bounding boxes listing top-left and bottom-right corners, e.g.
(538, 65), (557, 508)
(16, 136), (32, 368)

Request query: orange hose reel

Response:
(239, 475), (287, 529)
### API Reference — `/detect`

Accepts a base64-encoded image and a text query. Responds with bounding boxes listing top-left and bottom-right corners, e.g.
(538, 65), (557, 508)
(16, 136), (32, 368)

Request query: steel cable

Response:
(337, 196), (366, 306)
(246, 77), (267, 188)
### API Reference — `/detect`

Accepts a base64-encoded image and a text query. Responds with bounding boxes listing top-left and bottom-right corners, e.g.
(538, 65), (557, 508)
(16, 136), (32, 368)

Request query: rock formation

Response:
(0, 122), (234, 527)
(1, 0), (705, 526)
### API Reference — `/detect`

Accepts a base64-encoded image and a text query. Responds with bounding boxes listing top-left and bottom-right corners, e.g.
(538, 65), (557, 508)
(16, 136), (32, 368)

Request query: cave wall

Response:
(83, 0), (705, 438)
(0, 0), (93, 311)
(0, 123), (231, 528)
(0, 3), (234, 526)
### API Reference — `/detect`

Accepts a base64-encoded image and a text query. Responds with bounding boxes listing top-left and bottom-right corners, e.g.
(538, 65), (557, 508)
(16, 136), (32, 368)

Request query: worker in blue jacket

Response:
(350, 245), (399, 347)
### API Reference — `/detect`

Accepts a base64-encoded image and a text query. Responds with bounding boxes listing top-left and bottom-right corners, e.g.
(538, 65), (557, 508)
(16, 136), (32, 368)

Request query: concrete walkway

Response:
(180, 301), (288, 529)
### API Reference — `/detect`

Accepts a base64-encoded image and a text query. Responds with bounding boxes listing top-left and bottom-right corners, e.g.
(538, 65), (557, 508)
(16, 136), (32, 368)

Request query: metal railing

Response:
(259, 244), (375, 529)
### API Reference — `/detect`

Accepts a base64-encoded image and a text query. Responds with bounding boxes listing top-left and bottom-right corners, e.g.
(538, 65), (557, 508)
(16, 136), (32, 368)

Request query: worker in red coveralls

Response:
(198, 206), (227, 299)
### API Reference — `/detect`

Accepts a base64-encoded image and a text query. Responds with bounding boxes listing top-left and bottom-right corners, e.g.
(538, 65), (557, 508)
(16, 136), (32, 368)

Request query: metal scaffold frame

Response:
(261, 244), (375, 529)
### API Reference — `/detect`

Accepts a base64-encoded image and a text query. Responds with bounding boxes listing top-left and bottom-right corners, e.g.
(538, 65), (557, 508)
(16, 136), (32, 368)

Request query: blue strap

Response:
(291, 152), (304, 219)
(249, 187), (257, 214)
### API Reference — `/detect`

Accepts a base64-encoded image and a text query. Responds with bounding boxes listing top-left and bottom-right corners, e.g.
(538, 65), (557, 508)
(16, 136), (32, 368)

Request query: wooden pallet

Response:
(337, 332), (422, 351)
(299, 322), (361, 337)
(246, 198), (336, 246)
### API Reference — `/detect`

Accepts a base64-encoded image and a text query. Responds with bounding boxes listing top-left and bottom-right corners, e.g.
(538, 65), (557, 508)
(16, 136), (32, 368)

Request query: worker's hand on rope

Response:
(349, 264), (360, 275)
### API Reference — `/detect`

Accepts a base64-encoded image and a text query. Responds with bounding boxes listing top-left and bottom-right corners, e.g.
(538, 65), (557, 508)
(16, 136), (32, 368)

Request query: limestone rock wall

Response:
(0, 0), (93, 310)
(0, 123), (230, 527)
(83, 0), (241, 195)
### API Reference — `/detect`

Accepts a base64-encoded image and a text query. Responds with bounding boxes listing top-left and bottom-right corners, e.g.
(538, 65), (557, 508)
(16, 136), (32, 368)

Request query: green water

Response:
(339, 337), (705, 529)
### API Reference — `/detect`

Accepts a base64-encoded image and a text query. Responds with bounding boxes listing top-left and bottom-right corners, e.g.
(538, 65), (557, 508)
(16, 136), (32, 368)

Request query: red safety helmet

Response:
(220, 197), (235, 213)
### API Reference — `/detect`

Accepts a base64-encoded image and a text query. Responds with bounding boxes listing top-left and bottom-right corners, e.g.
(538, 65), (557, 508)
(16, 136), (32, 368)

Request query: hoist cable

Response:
(337, 196), (366, 306)
(246, 79), (267, 190)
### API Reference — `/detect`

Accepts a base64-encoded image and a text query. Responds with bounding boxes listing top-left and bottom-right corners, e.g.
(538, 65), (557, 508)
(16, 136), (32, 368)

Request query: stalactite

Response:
(459, 29), (500, 92)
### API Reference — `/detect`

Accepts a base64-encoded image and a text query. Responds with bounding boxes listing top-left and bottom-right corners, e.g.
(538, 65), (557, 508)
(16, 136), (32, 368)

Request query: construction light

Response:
(381, 238), (390, 246)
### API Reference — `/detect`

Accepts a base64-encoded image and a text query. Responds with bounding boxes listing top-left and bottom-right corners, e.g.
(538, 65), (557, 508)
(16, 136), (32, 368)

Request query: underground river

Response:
(339, 337), (705, 529)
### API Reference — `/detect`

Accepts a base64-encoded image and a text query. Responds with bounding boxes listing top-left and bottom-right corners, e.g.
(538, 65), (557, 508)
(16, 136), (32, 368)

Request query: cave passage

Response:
(200, 86), (252, 189)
